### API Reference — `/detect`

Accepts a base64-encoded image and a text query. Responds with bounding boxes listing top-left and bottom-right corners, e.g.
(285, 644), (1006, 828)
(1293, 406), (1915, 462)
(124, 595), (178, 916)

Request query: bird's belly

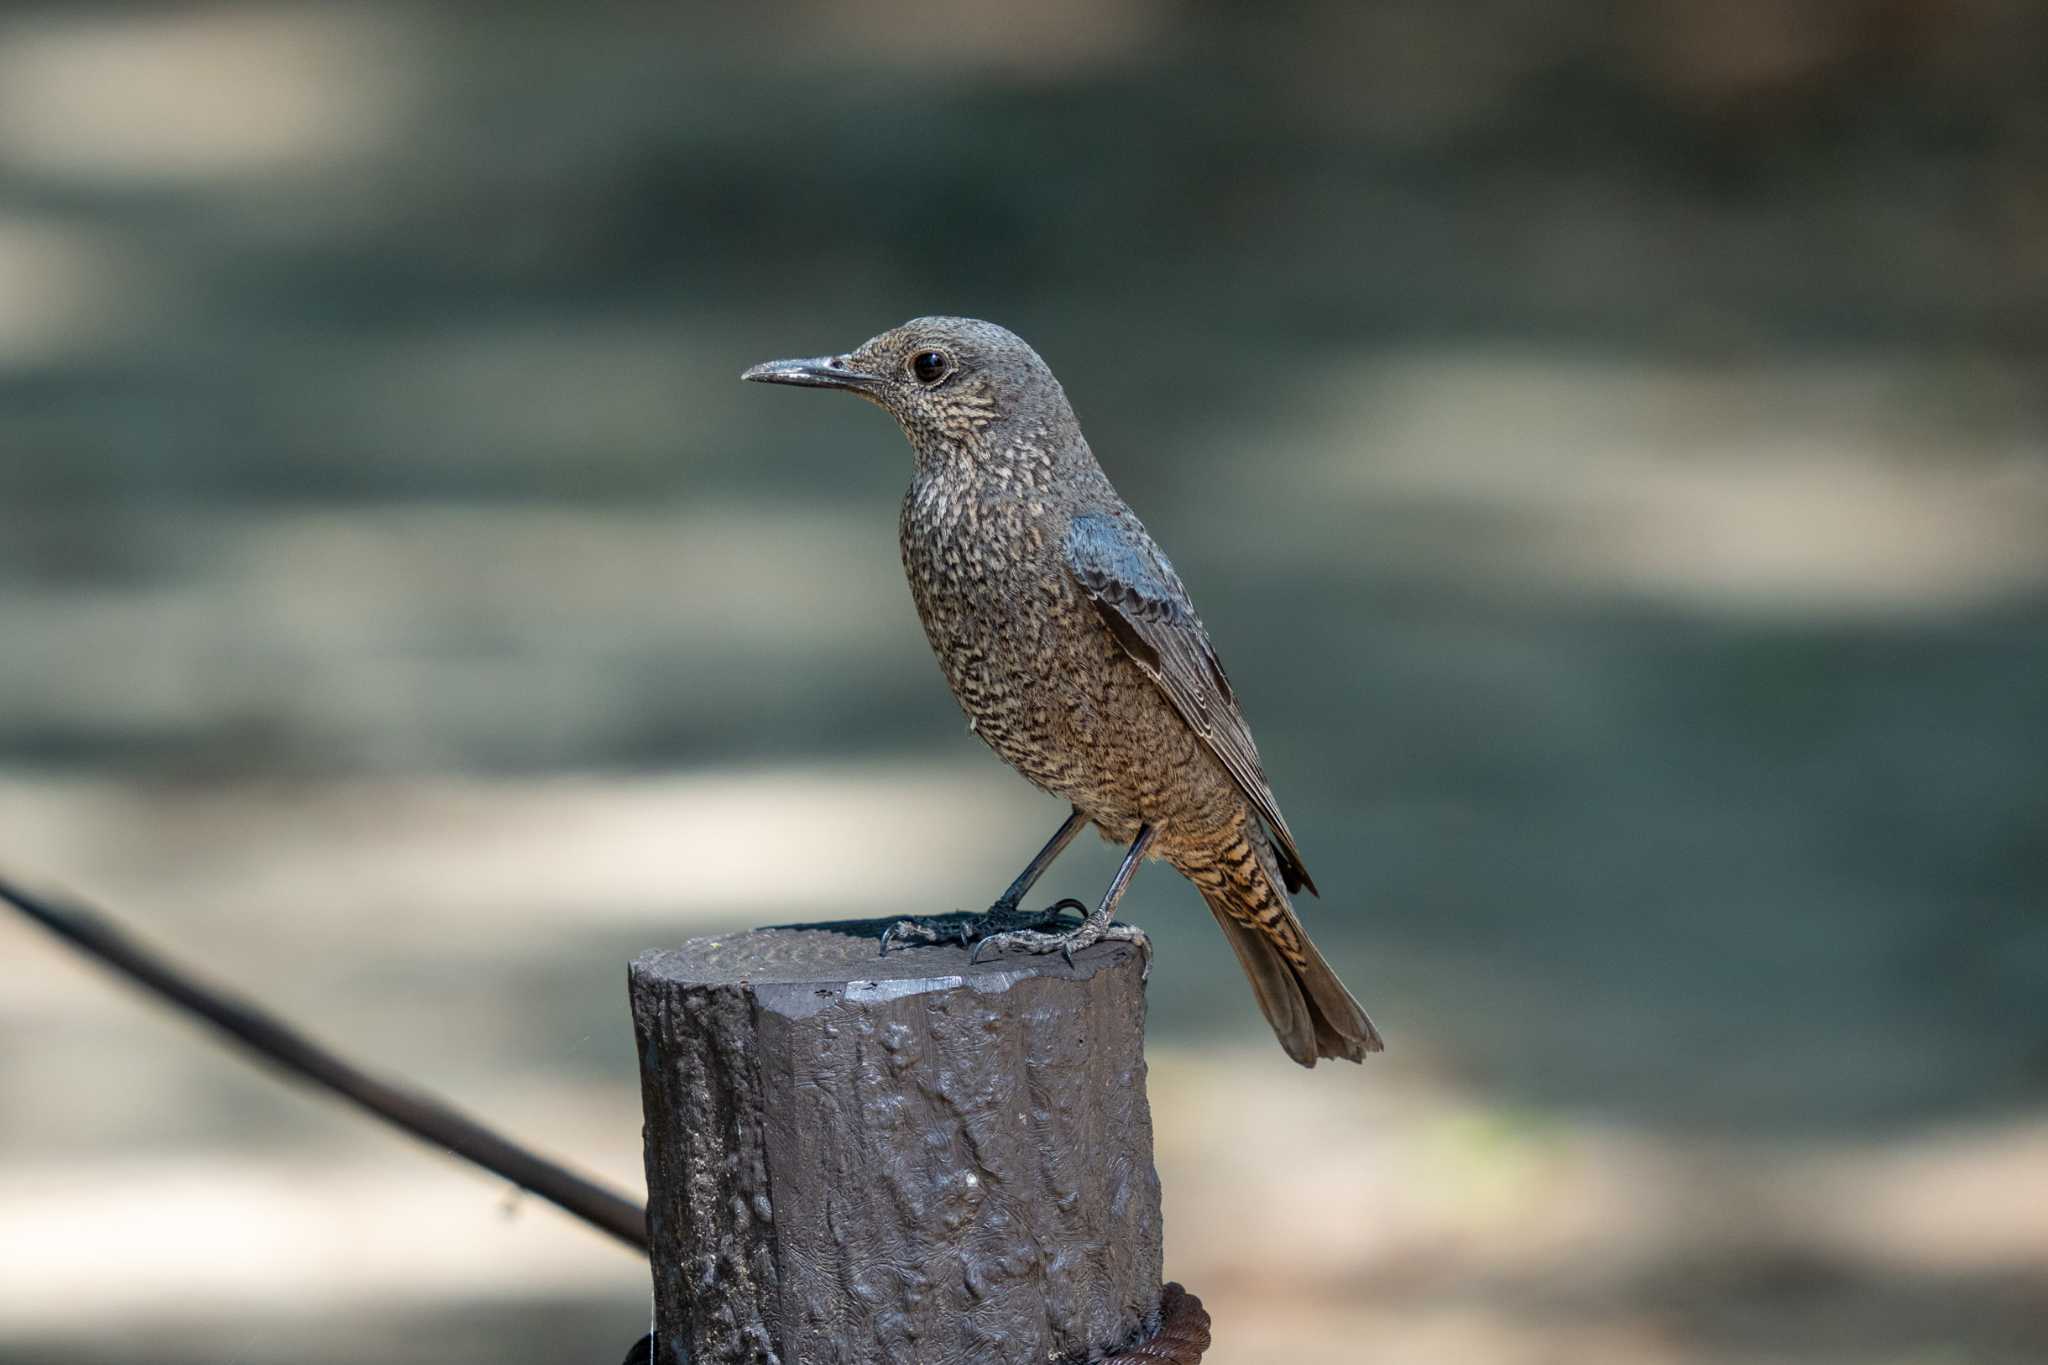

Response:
(920, 590), (1101, 787)
(918, 581), (1220, 836)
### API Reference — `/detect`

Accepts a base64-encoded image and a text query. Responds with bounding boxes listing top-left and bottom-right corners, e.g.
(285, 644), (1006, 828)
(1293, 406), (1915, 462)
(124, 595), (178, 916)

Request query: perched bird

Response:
(743, 318), (1381, 1065)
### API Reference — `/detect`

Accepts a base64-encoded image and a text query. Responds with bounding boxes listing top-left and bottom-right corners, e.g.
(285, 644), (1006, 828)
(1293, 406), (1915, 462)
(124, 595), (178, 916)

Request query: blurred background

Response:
(3, 3), (2046, 1362)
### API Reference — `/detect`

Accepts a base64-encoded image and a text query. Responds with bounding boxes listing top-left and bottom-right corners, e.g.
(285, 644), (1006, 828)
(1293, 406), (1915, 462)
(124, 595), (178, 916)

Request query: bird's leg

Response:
(981, 805), (1092, 919)
(969, 824), (1155, 971)
(880, 806), (1090, 954)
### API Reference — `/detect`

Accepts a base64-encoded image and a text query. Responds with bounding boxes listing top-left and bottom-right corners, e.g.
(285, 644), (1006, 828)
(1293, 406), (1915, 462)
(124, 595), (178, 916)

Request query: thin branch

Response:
(0, 873), (649, 1255)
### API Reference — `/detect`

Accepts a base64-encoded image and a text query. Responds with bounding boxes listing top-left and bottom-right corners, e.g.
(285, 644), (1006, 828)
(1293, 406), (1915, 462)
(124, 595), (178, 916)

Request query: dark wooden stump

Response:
(629, 918), (1164, 1365)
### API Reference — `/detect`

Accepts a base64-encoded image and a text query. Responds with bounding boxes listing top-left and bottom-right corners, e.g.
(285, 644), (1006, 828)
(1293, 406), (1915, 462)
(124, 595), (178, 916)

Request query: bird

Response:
(742, 318), (1381, 1066)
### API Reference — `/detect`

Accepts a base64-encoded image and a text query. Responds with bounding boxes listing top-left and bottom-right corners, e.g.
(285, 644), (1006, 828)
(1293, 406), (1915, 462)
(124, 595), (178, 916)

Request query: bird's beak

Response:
(740, 354), (882, 393)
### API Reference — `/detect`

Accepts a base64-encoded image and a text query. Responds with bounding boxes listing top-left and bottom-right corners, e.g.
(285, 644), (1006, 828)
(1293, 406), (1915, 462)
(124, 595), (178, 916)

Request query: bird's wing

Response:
(1063, 512), (1317, 896)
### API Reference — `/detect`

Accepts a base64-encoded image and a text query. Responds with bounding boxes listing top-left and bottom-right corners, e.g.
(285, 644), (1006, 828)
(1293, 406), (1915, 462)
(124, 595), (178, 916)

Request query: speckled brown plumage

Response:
(743, 318), (1381, 1066)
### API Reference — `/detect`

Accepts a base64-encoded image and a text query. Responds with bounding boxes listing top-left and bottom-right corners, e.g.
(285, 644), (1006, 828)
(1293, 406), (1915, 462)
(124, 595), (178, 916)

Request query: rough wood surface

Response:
(630, 917), (1163, 1365)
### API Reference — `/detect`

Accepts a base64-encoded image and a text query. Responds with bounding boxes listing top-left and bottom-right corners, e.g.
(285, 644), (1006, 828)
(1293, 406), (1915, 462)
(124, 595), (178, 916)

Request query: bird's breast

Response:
(899, 480), (1066, 665)
(898, 481), (1105, 768)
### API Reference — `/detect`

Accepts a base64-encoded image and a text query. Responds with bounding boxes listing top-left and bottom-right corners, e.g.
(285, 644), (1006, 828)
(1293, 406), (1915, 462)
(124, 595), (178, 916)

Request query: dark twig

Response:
(0, 873), (649, 1254)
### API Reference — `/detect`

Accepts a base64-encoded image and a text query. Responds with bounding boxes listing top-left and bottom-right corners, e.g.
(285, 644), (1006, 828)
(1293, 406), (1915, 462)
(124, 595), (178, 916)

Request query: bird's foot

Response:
(879, 899), (1087, 957)
(967, 910), (1151, 977)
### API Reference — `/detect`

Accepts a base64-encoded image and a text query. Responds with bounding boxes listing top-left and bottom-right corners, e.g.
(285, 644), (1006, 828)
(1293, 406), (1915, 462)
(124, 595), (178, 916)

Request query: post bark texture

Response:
(629, 921), (1163, 1365)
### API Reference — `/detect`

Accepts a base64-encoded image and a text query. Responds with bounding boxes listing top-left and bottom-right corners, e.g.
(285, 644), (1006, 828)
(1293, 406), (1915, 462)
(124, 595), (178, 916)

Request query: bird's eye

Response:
(910, 350), (950, 385)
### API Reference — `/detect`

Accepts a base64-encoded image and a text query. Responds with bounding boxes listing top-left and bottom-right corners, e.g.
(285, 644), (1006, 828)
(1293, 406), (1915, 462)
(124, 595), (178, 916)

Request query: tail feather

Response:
(1195, 835), (1382, 1066)
(1209, 904), (1315, 1063)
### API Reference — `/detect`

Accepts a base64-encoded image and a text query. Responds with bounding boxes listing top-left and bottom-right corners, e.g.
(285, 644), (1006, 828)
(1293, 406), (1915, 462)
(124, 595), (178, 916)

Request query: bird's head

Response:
(743, 316), (1073, 467)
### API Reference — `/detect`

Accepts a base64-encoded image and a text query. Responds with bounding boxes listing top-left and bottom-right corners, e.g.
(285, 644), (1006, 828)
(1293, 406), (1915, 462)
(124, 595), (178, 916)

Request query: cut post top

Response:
(629, 915), (1140, 1012)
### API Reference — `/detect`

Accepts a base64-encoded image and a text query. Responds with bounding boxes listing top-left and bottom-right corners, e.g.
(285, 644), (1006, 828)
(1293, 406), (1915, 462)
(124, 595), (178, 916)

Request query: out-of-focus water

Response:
(4, 5), (2045, 1362)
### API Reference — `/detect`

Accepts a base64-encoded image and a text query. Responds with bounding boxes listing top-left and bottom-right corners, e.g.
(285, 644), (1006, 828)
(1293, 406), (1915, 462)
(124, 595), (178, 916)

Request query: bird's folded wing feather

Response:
(1063, 512), (1317, 896)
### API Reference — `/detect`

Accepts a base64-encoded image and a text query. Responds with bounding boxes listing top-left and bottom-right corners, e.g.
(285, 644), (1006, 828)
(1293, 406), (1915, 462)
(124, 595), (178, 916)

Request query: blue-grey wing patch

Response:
(1064, 512), (1317, 896)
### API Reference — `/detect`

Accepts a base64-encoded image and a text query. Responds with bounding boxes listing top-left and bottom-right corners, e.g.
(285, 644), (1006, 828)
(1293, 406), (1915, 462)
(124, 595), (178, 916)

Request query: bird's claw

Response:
(883, 921), (947, 955)
(880, 915), (962, 956)
(881, 899), (1084, 958)
(964, 912), (1148, 973)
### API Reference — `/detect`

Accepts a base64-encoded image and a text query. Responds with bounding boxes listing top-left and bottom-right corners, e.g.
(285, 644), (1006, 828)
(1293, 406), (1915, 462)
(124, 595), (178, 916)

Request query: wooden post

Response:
(629, 919), (1164, 1365)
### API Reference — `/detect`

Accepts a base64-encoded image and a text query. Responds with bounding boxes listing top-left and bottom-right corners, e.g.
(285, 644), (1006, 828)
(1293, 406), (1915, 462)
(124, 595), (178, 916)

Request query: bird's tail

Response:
(1190, 831), (1382, 1067)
